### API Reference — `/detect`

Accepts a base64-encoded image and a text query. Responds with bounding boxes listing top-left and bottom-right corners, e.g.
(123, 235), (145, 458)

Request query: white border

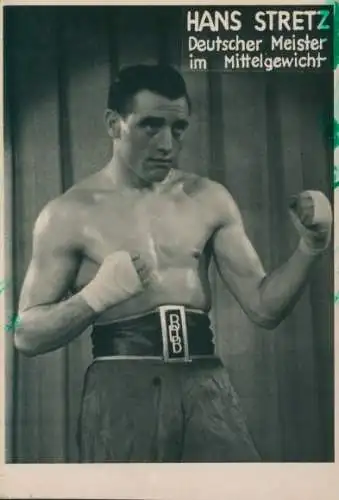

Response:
(1, 1), (337, 499)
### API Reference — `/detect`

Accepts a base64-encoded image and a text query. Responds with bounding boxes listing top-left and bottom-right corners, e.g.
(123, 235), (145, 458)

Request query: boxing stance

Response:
(14, 65), (332, 462)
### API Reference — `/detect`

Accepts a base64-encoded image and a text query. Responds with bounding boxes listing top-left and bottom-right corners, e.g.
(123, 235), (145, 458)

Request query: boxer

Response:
(14, 65), (332, 462)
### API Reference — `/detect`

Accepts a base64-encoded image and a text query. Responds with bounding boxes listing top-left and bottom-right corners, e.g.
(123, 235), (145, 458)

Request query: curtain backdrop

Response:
(5, 6), (333, 462)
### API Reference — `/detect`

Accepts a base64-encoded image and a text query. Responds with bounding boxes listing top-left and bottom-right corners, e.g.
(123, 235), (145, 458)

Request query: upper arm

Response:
(19, 201), (82, 313)
(210, 184), (266, 315)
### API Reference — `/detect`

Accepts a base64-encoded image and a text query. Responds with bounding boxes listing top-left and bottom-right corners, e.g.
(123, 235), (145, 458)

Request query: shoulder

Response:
(34, 171), (105, 234)
(33, 170), (112, 247)
(182, 174), (242, 225)
(33, 182), (92, 250)
(175, 171), (219, 199)
(204, 179), (237, 207)
(33, 199), (76, 251)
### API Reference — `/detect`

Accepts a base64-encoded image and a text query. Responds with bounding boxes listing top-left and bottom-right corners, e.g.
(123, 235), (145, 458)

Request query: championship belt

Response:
(159, 305), (191, 362)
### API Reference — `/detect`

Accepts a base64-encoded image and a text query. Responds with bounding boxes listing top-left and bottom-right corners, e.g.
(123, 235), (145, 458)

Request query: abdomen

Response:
(75, 256), (212, 322)
(98, 264), (212, 323)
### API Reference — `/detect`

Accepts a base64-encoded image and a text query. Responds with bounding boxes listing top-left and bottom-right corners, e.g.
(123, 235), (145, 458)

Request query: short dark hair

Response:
(107, 64), (191, 116)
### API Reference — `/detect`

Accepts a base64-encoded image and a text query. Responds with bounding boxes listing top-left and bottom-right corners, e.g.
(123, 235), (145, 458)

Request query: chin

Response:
(153, 172), (169, 182)
(145, 170), (170, 183)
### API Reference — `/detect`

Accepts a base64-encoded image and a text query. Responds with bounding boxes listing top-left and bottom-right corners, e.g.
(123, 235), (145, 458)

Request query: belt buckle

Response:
(159, 305), (191, 363)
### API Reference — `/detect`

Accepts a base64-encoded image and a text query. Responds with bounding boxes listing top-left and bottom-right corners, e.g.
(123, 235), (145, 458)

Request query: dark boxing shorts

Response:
(77, 306), (261, 462)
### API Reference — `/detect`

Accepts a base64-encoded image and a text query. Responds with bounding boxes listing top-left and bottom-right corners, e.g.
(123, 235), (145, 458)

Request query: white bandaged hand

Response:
(289, 190), (332, 256)
(79, 251), (146, 313)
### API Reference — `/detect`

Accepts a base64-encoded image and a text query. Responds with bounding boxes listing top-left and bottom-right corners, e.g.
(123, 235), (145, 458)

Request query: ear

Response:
(104, 109), (121, 139)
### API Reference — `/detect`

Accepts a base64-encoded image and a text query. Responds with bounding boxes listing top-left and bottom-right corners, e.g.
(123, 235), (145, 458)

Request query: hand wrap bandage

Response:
(79, 251), (143, 313)
(289, 190), (332, 256)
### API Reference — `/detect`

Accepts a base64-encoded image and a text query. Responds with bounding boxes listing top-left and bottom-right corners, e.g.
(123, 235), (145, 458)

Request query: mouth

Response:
(147, 159), (172, 167)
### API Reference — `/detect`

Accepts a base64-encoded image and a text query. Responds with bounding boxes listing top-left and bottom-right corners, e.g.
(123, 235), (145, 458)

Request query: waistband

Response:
(91, 305), (215, 362)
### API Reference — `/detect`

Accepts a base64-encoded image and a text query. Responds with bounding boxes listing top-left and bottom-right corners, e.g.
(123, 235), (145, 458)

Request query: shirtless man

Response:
(14, 65), (332, 462)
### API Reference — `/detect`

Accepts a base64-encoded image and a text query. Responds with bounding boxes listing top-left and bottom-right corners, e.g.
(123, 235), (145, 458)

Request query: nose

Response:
(156, 127), (173, 155)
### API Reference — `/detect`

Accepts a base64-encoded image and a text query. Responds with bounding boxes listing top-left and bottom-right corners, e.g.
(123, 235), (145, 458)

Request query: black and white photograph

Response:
(3, 3), (334, 470)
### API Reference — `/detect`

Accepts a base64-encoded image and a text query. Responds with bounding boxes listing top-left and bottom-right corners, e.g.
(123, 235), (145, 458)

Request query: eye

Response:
(139, 117), (163, 136)
(172, 127), (184, 139)
(172, 120), (188, 139)
(145, 124), (160, 136)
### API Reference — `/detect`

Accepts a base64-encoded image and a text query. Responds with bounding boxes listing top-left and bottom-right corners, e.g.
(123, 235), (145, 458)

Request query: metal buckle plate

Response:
(159, 305), (191, 363)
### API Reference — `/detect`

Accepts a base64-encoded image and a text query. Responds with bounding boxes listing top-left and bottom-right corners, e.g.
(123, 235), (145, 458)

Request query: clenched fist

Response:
(130, 251), (159, 288)
(79, 250), (157, 314)
(289, 190), (332, 255)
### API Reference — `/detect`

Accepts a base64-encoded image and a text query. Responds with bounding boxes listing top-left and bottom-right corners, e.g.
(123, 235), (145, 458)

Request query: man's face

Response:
(115, 90), (190, 184)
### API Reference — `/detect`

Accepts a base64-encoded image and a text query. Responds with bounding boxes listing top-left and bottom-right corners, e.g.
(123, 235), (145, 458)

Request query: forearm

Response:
(14, 294), (98, 356)
(253, 242), (318, 328)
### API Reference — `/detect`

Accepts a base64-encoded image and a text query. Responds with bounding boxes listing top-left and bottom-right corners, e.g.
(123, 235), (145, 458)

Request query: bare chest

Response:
(79, 189), (215, 269)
